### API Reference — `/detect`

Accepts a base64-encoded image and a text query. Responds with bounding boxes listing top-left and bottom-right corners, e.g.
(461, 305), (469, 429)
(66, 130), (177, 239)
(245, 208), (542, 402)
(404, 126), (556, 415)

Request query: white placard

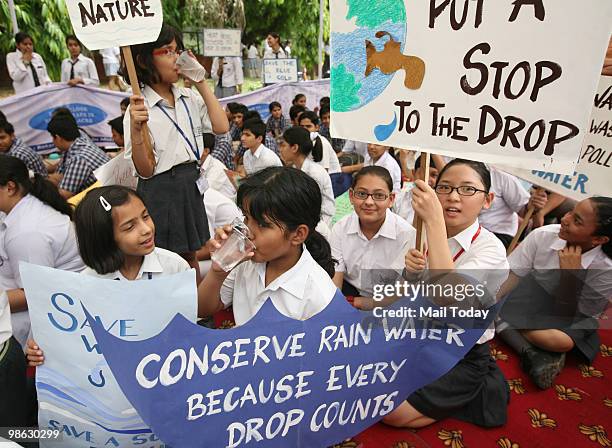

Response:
(94, 150), (138, 189)
(263, 58), (299, 84)
(202, 28), (242, 57)
(330, 0), (612, 174)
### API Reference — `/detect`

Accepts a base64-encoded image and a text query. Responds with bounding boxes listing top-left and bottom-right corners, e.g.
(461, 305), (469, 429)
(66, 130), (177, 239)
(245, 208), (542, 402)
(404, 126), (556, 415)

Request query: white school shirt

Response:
(447, 219), (509, 344)
(6, 50), (51, 94)
(393, 183), (415, 225)
(220, 246), (337, 325)
(60, 54), (100, 86)
(331, 210), (416, 297)
(248, 45), (259, 59)
(300, 157), (336, 225)
(342, 140), (368, 159)
(508, 224), (612, 318)
(311, 134), (341, 174)
(201, 155), (236, 200)
(123, 84), (212, 177)
(211, 57), (244, 88)
(243, 144), (282, 175)
(263, 48), (288, 59)
(0, 195), (84, 347)
(99, 47), (120, 64)
(81, 247), (189, 280)
(364, 151), (402, 193)
(203, 188), (243, 237)
(479, 168), (530, 236)
(0, 291), (11, 346)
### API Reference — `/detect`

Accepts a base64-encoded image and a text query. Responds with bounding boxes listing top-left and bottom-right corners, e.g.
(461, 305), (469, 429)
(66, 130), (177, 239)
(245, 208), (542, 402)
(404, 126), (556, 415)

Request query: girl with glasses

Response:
(384, 158), (510, 429)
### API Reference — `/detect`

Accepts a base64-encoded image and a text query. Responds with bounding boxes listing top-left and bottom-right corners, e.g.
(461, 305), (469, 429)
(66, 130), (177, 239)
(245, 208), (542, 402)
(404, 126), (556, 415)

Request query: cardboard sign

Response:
(203, 28), (242, 57)
(500, 75), (612, 200)
(94, 150), (138, 189)
(263, 59), (299, 84)
(330, 0), (612, 174)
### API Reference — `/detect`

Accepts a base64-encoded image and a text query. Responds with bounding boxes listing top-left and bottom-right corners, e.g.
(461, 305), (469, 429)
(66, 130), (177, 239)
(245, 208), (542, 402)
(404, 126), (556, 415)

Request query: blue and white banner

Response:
(21, 263), (197, 448)
(219, 79), (330, 122)
(0, 83), (127, 153)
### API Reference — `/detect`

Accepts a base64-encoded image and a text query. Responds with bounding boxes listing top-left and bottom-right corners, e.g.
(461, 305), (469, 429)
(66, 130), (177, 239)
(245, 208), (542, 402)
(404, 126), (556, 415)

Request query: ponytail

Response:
(591, 197), (612, 258)
(282, 127), (322, 162)
(30, 174), (73, 218)
(312, 136), (323, 163)
(305, 230), (336, 278)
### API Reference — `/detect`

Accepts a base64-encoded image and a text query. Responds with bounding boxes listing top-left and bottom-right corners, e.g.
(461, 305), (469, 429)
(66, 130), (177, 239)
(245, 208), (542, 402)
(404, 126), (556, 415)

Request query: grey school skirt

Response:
(137, 162), (210, 253)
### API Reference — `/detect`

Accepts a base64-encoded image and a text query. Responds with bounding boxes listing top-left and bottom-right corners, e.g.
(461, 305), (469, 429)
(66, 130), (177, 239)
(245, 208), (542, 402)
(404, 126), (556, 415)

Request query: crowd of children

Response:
(0, 24), (610, 445)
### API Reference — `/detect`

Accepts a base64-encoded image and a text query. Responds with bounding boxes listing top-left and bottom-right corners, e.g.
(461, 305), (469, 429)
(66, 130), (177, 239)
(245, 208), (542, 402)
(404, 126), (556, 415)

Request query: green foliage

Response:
(330, 64), (361, 112)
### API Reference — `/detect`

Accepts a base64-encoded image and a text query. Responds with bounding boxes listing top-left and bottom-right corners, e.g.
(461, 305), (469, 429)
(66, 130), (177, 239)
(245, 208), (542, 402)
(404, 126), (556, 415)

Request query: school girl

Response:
(26, 185), (190, 366)
(279, 127), (335, 225)
(292, 94), (307, 108)
(124, 24), (229, 274)
(498, 197), (612, 389)
(6, 32), (51, 94)
(0, 155), (84, 348)
(197, 166), (337, 325)
(383, 159), (510, 429)
(298, 111), (341, 174)
(331, 166), (415, 306)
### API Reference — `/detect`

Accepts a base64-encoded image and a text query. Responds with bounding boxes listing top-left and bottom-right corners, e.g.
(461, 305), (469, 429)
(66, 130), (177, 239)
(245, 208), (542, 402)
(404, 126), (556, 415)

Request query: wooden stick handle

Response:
(121, 46), (154, 158)
(507, 206), (535, 255)
(414, 152), (430, 253)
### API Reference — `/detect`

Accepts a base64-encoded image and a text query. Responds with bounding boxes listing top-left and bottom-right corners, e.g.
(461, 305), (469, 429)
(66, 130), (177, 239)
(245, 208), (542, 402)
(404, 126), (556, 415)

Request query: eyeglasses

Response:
(434, 185), (488, 196)
(351, 189), (390, 201)
(152, 48), (181, 57)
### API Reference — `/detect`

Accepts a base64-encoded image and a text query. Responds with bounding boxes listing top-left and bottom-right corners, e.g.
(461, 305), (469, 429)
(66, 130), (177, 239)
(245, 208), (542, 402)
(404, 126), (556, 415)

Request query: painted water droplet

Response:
(374, 112), (397, 141)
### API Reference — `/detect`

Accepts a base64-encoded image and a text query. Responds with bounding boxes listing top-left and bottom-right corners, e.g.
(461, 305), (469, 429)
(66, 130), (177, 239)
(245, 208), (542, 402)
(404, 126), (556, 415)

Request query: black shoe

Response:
(520, 347), (566, 390)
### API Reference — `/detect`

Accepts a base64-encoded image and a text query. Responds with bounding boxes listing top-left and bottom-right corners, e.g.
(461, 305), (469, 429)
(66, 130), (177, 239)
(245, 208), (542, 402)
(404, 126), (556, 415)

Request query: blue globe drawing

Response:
(331, 0), (407, 113)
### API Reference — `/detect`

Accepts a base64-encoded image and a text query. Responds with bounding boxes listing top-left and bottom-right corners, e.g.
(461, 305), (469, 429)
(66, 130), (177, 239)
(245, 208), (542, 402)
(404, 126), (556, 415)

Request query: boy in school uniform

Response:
(0, 121), (47, 176)
(240, 119), (282, 175)
(200, 133), (236, 200)
(60, 35), (99, 87)
(364, 144), (402, 193)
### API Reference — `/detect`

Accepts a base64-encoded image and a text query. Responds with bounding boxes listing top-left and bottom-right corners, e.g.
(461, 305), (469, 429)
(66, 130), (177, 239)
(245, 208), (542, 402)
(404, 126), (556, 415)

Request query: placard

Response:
(203, 28), (242, 57)
(263, 59), (299, 84)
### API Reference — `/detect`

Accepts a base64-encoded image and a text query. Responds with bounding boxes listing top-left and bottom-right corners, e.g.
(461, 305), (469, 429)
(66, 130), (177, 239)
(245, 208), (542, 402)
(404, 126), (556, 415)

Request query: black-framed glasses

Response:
(350, 189), (390, 201)
(434, 185), (488, 196)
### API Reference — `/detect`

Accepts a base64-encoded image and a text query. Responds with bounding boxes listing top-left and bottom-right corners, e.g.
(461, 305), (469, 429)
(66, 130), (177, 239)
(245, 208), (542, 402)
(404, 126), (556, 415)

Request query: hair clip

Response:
(99, 196), (112, 212)
(28, 169), (35, 180)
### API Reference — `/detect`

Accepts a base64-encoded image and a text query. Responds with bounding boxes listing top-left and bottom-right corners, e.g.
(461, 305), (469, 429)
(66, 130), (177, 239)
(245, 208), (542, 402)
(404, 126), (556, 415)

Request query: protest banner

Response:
(263, 59), (299, 84)
(330, 1), (612, 173)
(21, 263), (197, 448)
(500, 75), (612, 201)
(203, 28), (242, 57)
(219, 79), (330, 122)
(0, 84), (126, 153)
(88, 287), (502, 447)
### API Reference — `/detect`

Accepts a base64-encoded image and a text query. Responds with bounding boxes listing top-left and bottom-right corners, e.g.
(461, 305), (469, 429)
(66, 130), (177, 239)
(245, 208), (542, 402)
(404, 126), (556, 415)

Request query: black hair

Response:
(244, 110), (262, 121)
(319, 105), (330, 120)
(289, 105), (306, 122)
(268, 101), (282, 112)
(590, 197), (612, 258)
(65, 34), (81, 47)
(283, 127), (322, 162)
(108, 116), (124, 136)
(74, 186), (145, 274)
(202, 133), (216, 152)
(0, 121), (15, 135)
(435, 158), (491, 192)
(51, 107), (77, 124)
(414, 154), (435, 171)
(0, 155), (72, 218)
(227, 102), (242, 114)
(0, 110), (5, 122)
(120, 97), (130, 110)
(232, 104), (249, 118)
(351, 166), (393, 192)
(299, 111), (320, 126)
(123, 24), (184, 86)
(292, 94), (306, 105)
(267, 32), (283, 50)
(319, 96), (330, 107)
(242, 119), (266, 139)
(237, 166), (336, 277)
(15, 32), (32, 46)
(47, 115), (80, 141)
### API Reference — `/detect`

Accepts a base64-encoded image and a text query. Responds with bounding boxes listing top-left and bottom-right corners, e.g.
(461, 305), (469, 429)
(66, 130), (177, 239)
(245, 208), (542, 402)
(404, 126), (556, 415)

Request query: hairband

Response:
(99, 196), (111, 212)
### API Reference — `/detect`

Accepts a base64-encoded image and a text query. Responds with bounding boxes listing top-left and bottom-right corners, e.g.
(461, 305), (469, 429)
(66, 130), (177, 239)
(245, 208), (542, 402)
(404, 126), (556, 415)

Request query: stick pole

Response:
(414, 153), (431, 253)
(507, 206), (535, 255)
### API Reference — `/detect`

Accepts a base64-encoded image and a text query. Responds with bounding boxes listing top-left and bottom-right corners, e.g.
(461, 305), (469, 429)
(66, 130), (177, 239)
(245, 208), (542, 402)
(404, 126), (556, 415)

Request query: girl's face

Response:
(17, 38), (33, 54)
(271, 106), (282, 119)
(349, 174), (394, 226)
(299, 118), (319, 133)
(296, 96), (307, 107)
(367, 144), (388, 161)
(112, 195), (155, 258)
(152, 39), (180, 84)
(279, 140), (298, 165)
(559, 199), (608, 248)
(67, 39), (81, 58)
(435, 164), (492, 231)
(243, 211), (299, 264)
(321, 112), (331, 127)
(267, 35), (279, 48)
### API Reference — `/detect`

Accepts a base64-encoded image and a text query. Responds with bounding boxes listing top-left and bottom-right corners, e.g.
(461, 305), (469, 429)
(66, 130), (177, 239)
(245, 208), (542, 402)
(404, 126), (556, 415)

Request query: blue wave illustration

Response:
(374, 113), (398, 141)
(37, 382), (85, 406)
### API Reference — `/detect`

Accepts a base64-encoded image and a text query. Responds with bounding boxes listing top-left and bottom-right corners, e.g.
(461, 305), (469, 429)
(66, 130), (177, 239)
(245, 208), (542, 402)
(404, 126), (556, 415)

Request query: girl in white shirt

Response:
(278, 126), (335, 225)
(498, 197), (612, 389)
(298, 111), (342, 174)
(198, 166), (338, 325)
(384, 159), (509, 429)
(0, 155), (83, 348)
(26, 185), (190, 365)
(6, 32), (51, 94)
(60, 35), (100, 87)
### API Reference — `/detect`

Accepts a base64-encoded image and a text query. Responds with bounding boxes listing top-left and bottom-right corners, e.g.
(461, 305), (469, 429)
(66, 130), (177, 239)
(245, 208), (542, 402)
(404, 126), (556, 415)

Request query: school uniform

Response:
(7, 137), (48, 177)
(407, 219), (510, 428)
(311, 134), (341, 174)
(342, 140), (368, 159)
(220, 246), (337, 325)
(502, 224), (612, 362)
(479, 168), (530, 247)
(60, 54), (100, 86)
(201, 154), (236, 200)
(123, 84), (213, 253)
(364, 151), (402, 193)
(266, 115), (290, 137)
(331, 210), (416, 297)
(203, 188), (242, 237)
(6, 50), (51, 94)
(82, 247), (189, 280)
(243, 144), (282, 175)
(393, 183), (415, 225)
(58, 136), (110, 193)
(300, 157), (335, 225)
(211, 57), (244, 99)
(99, 47), (120, 76)
(0, 194), (84, 348)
